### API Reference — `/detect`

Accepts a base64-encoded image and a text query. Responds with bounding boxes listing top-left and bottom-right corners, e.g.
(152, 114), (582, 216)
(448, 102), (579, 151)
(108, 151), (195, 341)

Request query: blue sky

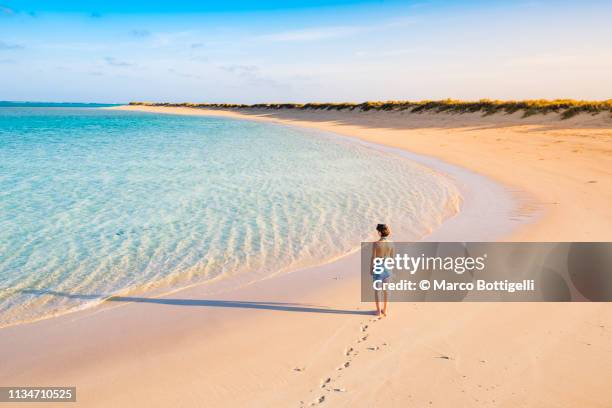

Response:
(1, 0), (611, 103)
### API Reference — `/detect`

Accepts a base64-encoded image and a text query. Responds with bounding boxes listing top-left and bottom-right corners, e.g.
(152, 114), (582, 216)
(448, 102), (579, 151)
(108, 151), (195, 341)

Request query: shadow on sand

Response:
(21, 289), (372, 316)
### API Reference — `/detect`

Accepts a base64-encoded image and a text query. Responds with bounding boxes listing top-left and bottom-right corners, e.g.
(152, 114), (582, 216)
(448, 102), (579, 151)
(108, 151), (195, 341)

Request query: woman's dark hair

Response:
(376, 223), (390, 237)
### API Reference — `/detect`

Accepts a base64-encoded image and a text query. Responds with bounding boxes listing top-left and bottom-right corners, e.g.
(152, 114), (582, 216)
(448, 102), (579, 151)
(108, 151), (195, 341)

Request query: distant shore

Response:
(128, 99), (612, 120)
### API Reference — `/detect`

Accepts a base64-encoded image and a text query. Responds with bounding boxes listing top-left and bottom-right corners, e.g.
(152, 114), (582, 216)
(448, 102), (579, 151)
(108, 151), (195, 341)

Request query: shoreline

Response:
(1, 105), (610, 407)
(0, 104), (522, 330)
(114, 104), (612, 241)
(114, 105), (541, 240)
(310, 128), (529, 242)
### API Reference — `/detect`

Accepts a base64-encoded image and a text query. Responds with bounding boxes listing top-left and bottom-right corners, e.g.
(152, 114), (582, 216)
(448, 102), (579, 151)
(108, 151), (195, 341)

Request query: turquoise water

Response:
(0, 107), (460, 327)
(0, 102), (119, 108)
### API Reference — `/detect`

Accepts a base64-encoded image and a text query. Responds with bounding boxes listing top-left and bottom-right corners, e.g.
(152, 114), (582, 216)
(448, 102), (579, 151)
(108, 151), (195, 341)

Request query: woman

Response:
(370, 223), (394, 317)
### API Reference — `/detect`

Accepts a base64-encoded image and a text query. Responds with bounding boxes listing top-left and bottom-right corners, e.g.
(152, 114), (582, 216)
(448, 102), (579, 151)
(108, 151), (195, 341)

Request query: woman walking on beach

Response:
(371, 224), (394, 317)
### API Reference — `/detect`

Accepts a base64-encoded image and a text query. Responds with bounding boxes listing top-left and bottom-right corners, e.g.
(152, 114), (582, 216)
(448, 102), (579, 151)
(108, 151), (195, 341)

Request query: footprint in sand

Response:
(309, 397), (324, 406)
(337, 361), (350, 370)
(304, 320), (378, 405)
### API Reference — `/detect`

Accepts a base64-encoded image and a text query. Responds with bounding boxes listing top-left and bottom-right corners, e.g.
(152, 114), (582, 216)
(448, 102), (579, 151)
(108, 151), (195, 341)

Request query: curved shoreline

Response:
(2, 106), (610, 408)
(0, 105), (527, 330)
(115, 105), (612, 242)
(0, 105), (514, 330)
(310, 127), (531, 242)
(114, 105), (533, 242)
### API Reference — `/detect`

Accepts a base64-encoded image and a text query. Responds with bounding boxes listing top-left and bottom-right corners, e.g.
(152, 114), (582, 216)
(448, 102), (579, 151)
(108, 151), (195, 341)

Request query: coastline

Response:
(0, 105), (520, 329)
(0, 107), (492, 330)
(1, 106), (611, 407)
(115, 104), (612, 241)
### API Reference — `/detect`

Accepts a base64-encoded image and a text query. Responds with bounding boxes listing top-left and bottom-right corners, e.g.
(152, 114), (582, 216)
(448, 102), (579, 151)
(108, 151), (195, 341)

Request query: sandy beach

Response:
(1, 106), (611, 407)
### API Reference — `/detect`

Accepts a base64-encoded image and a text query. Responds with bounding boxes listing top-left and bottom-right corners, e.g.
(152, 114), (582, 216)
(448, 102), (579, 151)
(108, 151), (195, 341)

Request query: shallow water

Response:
(0, 107), (461, 327)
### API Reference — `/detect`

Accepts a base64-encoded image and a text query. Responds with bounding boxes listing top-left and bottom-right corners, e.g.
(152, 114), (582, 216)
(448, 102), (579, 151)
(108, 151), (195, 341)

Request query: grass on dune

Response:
(129, 99), (612, 119)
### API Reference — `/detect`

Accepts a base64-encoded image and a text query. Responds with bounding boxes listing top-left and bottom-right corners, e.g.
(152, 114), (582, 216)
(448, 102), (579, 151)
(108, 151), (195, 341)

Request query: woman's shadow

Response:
(21, 289), (372, 315)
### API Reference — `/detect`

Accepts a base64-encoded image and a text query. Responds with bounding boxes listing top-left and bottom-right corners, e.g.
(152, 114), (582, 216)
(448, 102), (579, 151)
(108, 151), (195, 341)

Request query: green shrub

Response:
(128, 99), (612, 119)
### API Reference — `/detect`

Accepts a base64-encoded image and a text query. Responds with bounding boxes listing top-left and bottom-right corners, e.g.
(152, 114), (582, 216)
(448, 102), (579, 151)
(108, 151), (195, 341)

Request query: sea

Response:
(0, 105), (461, 327)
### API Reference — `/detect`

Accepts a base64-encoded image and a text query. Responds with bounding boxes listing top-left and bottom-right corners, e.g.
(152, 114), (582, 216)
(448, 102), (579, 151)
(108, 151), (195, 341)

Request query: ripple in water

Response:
(0, 108), (461, 327)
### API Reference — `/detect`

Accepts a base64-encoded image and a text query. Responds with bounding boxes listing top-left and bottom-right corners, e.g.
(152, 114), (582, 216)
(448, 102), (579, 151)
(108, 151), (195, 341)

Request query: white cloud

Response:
(0, 40), (24, 50)
(252, 14), (417, 44)
(0, 5), (15, 15)
(219, 64), (259, 74)
(129, 29), (151, 38)
(104, 57), (133, 67)
(255, 25), (368, 42)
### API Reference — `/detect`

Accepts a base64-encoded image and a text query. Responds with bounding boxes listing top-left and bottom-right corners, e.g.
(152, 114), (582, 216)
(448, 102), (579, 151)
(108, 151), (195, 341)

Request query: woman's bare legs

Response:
(374, 290), (382, 316)
(382, 289), (388, 316)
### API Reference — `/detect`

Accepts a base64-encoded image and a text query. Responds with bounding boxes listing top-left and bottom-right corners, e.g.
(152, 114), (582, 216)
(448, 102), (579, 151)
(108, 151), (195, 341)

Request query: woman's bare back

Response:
(373, 239), (394, 259)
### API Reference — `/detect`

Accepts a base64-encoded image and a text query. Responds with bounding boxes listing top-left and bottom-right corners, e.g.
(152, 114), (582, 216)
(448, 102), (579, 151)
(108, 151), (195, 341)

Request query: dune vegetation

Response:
(129, 99), (612, 119)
